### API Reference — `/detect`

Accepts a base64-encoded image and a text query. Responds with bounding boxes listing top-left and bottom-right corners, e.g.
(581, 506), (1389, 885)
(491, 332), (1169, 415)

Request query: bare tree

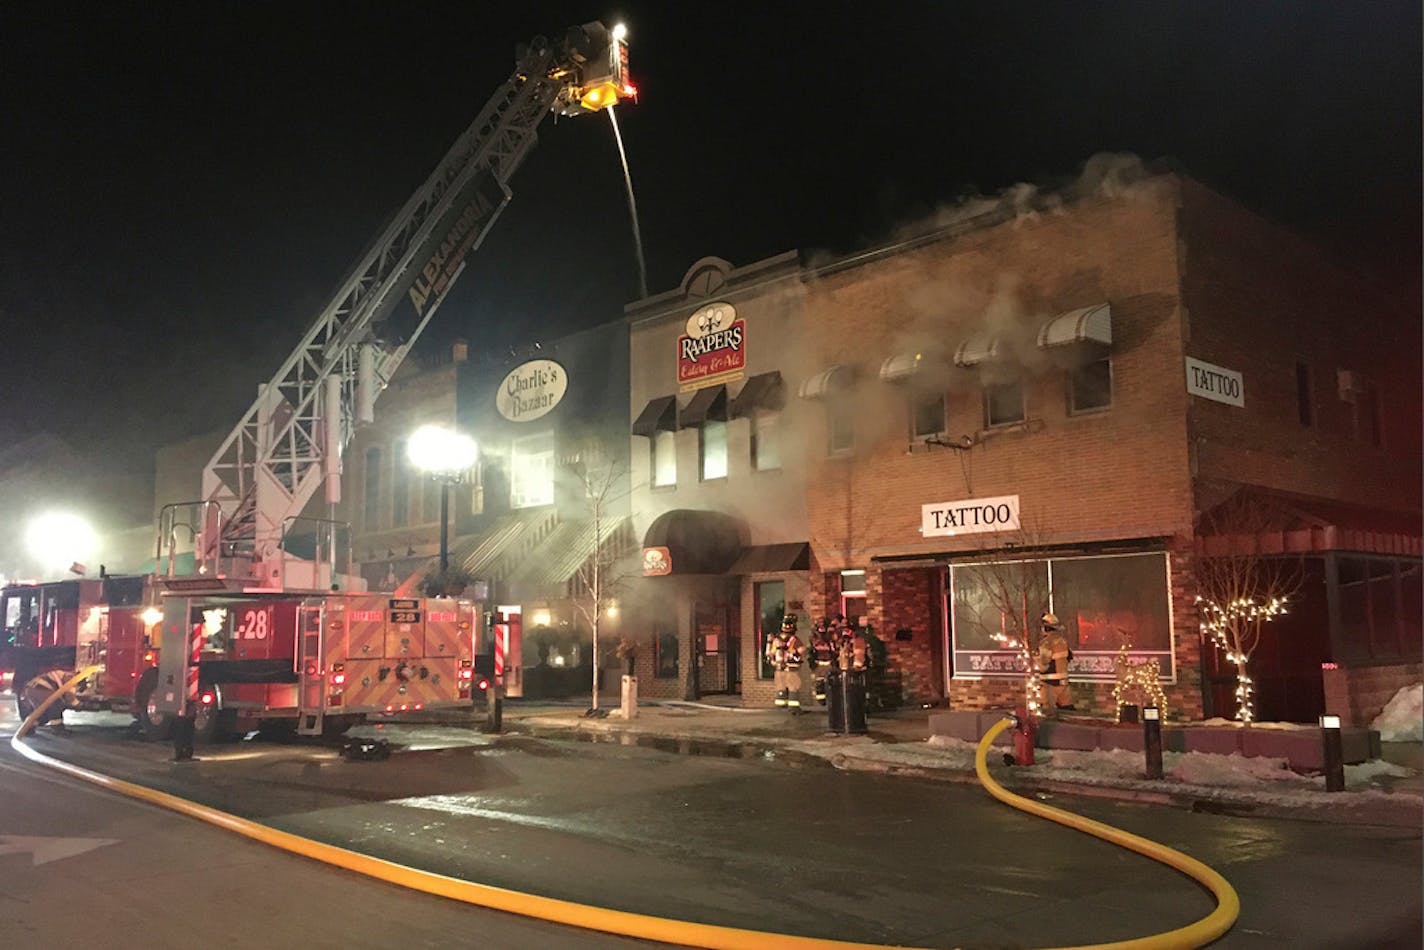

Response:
(956, 526), (1053, 719)
(563, 439), (632, 712)
(1194, 494), (1303, 724)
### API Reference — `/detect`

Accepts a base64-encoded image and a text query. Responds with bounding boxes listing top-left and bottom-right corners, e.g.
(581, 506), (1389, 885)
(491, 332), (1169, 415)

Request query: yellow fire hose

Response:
(10, 672), (1238, 949)
(974, 717), (1239, 950)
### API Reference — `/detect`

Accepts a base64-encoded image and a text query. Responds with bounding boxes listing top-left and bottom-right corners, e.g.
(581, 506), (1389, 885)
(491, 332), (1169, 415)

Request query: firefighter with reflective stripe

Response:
(1037, 612), (1075, 713)
(765, 615), (805, 711)
(19, 669), (83, 730)
(808, 618), (838, 705)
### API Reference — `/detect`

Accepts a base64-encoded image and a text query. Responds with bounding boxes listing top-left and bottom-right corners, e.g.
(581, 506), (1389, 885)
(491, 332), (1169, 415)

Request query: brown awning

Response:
(631, 395), (676, 437)
(730, 371), (784, 417)
(727, 542), (811, 574)
(679, 385), (727, 428)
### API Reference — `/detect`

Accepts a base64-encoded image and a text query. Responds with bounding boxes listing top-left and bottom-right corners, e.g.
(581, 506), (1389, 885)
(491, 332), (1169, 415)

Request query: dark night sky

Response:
(2, 1), (1419, 474)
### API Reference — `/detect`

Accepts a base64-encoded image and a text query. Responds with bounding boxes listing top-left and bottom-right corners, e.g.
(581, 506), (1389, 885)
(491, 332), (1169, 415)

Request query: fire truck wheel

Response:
(133, 669), (173, 742)
(193, 687), (237, 744)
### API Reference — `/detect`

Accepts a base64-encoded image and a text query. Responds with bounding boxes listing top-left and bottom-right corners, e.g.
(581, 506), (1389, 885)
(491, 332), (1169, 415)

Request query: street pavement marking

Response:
(0, 835), (119, 866)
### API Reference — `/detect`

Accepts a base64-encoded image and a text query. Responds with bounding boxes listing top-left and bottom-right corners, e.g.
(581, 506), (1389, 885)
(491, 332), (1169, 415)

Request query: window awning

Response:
(730, 371), (784, 417)
(631, 395), (677, 437)
(641, 509), (743, 576)
(727, 542), (811, 575)
(798, 364), (853, 399)
(679, 385), (727, 428)
(1038, 303), (1112, 349)
(953, 333), (1003, 367)
(879, 353), (923, 383)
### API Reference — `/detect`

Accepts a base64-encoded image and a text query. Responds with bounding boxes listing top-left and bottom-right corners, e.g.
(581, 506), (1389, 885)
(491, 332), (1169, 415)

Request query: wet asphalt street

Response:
(2, 708), (1420, 949)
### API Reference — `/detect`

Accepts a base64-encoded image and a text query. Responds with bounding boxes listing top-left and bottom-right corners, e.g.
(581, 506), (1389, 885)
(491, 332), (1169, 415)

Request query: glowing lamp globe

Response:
(407, 425), (478, 477)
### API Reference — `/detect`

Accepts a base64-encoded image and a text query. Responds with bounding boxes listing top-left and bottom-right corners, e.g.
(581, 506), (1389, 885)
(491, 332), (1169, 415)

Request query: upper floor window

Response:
(752, 409), (781, 471)
(510, 432), (554, 508)
(827, 403), (854, 455)
(701, 420), (728, 480)
(911, 391), (946, 439)
(363, 447), (383, 529)
(1068, 358), (1112, 414)
(1295, 361), (1314, 428)
(1353, 379), (1382, 447)
(984, 380), (1025, 428)
(652, 430), (677, 487)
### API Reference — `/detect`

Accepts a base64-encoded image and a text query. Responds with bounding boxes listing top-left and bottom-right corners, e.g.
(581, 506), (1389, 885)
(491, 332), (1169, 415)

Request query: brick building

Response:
(788, 171), (1420, 722)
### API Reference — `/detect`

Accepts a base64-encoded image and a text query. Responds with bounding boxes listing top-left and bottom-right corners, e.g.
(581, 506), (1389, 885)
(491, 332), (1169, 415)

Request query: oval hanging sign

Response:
(496, 359), (568, 422)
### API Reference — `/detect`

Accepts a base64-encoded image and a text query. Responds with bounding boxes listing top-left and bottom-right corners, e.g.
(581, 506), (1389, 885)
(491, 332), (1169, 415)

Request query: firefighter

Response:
(808, 619), (838, 705)
(837, 621), (872, 673)
(765, 615), (806, 712)
(1037, 612), (1075, 713)
(18, 668), (82, 732)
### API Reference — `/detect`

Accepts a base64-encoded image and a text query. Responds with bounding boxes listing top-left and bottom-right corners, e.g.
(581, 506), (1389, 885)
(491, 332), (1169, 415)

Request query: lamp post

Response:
(407, 424), (478, 577)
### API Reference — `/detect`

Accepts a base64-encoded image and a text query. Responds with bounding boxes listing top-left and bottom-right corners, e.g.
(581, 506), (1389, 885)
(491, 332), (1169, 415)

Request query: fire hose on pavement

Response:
(974, 716), (1240, 949)
(11, 671), (1238, 949)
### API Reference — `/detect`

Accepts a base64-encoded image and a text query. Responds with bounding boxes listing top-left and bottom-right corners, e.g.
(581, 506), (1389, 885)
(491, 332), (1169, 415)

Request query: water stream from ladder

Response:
(607, 105), (647, 299)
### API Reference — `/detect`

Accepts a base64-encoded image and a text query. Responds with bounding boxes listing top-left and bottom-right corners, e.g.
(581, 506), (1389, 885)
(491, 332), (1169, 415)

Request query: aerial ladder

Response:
(181, 22), (634, 591)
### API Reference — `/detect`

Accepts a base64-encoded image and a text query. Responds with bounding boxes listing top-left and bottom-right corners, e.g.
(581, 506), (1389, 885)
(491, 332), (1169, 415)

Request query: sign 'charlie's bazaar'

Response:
(678, 301), (746, 391)
(921, 494), (1021, 537)
(497, 359), (568, 422)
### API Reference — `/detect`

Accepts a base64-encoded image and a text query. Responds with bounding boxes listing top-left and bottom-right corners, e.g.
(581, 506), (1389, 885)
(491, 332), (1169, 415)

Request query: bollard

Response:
(172, 715), (196, 762)
(486, 685), (503, 734)
(1143, 705), (1163, 779)
(1320, 714), (1345, 792)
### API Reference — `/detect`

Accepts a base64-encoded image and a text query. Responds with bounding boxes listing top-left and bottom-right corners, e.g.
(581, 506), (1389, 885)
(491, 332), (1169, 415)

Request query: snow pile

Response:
(1169, 751), (1298, 786)
(1197, 717), (1312, 731)
(1371, 683), (1423, 743)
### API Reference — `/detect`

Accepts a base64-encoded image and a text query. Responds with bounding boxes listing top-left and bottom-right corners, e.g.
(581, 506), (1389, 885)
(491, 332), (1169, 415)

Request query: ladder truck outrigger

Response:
(2, 22), (635, 742)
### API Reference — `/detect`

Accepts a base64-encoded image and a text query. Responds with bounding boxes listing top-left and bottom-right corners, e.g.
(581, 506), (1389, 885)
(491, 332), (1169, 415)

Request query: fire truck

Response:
(1, 577), (480, 740)
(3, 21), (634, 739)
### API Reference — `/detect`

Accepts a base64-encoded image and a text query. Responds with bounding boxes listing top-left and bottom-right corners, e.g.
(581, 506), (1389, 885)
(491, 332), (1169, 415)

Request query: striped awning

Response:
(1038, 303), (1112, 349)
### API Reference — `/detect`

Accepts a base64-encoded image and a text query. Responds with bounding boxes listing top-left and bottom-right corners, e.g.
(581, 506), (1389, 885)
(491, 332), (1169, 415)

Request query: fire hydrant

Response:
(1005, 706), (1036, 766)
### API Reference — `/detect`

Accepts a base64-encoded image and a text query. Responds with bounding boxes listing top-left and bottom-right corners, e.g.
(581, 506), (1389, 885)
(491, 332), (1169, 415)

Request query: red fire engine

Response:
(2, 21), (633, 740)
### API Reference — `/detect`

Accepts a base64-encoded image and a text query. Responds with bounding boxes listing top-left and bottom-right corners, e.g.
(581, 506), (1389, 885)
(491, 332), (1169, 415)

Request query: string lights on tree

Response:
(1195, 594), (1288, 724)
(992, 630), (1044, 720)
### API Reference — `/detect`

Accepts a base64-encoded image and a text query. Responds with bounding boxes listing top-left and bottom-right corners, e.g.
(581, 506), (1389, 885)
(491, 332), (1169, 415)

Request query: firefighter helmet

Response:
(1041, 612), (1060, 631)
(781, 615), (798, 630)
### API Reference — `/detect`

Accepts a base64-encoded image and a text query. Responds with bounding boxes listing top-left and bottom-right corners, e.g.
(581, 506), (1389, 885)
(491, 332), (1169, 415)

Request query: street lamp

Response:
(26, 511), (97, 575)
(407, 424), (478, 574)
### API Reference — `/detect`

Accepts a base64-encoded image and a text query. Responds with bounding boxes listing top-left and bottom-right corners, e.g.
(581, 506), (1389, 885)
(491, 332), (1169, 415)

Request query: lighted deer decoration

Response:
(1112, 636), (1167, 723)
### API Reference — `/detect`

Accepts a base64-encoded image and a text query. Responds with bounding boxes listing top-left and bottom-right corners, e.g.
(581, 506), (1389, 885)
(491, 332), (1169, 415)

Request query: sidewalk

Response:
(485, 698), (1424, 828)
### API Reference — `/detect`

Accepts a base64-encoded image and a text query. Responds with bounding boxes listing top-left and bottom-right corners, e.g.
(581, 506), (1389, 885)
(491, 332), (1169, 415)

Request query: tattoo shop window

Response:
(984, 379), (1025, 428)
(752, 409), (781, 471)
(651, 430), (677, 487)
(700, 420), (728, 481)
(1068, 357), (1112, 414)
(653, 624), (679, 678)
(911, 391), (946, 439)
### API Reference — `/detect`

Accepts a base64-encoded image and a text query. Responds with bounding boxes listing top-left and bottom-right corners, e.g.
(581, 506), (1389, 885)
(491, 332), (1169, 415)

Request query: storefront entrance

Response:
(693, 602), (739, 696)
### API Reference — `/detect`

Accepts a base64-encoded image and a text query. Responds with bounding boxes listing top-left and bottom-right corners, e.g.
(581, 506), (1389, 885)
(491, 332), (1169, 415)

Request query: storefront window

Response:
(756, 580), (785, 679)
(654, 624), (679, 678)
(950, 553), (1172, 681)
